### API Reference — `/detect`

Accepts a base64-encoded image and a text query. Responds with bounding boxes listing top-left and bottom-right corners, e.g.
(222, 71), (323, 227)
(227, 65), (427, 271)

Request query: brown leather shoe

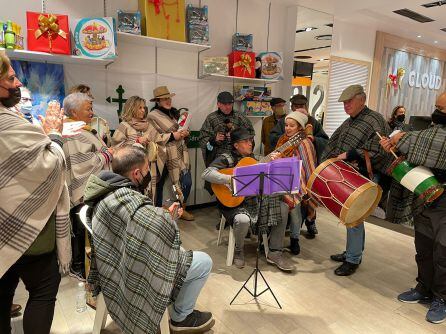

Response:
(11, 304), (22, 317)
(180, 208), (195, 221)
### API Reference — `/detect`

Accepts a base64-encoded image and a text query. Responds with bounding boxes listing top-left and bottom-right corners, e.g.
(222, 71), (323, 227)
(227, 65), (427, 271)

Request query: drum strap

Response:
(364, 150), (374, 180)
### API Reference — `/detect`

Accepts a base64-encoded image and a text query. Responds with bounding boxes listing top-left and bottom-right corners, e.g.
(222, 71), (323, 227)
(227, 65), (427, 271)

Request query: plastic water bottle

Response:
(76, 282), (87, 313)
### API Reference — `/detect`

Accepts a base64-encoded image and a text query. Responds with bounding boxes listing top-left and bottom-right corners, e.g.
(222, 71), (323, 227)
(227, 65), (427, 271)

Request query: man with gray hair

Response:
(62, 92), (113, 281)
(321, 84), (391, 276)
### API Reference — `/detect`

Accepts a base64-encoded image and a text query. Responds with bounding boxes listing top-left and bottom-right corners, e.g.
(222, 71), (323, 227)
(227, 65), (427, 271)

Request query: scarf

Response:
(129, 118), (149, 132)
(0, 107), (71, 276)
(276, 133), (317, 216)
(146, 109), (189, 188)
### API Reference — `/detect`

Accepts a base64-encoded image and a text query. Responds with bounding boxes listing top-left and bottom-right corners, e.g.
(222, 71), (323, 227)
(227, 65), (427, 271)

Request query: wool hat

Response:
(285, 112), (308, 129)
(150, 86), (176, 102)
(338, 85), (364, 102)
(217, 91), (234, 104)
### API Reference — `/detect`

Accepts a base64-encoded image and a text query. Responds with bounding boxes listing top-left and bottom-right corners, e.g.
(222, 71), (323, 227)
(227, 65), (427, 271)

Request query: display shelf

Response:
(199, 73), (279, 85)
(117, 32), (211, 52)
(1, 48), (115, 66)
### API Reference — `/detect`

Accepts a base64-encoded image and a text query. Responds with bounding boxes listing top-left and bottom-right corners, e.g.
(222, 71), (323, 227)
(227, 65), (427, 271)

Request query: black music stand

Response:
(229, 159), (301, 309)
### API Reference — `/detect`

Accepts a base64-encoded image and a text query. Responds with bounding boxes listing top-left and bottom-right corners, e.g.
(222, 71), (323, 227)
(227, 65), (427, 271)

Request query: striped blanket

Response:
(146, 109), (189, 187)
(0, 107), (71, 277)
(63, 123), (111, 207)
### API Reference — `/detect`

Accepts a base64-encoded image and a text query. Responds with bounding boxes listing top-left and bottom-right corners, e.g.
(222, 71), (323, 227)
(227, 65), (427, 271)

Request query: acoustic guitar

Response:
(211, 131), (307, 207)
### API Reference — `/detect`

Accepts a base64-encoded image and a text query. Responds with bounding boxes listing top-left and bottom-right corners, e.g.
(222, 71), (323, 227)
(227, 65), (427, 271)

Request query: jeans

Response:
(289, 204), (302, 239)
(169, 251), (212, 322)
(0, 252), (61, 334)
(345, 222), (365, 264)
(156, 168), (192, 207)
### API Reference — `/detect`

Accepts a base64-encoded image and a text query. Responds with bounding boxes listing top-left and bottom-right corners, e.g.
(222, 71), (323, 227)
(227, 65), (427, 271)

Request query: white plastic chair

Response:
(78, 205), (170, 334)
(216, 214), (269, 266)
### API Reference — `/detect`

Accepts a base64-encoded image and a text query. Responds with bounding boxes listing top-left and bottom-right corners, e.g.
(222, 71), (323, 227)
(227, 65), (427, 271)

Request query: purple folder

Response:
(232, 157), (301, 196)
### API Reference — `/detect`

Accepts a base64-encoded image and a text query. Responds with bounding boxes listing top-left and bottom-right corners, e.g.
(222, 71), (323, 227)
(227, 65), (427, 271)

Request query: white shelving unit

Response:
(117, 32), (211, 52)
(1, 48), (115, 66)
(199, 73), (280, 85)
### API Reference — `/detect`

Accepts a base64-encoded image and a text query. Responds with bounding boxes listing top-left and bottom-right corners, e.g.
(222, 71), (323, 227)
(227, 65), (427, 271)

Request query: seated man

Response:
(202, 128), (294, 272)
(83, 145), (214, 334)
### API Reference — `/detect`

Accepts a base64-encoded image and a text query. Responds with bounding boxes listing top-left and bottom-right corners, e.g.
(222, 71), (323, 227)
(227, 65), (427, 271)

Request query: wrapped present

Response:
(26, 12), (70, 55)
(117, 10), (141, 35)
(202, 56), (228, 76)
(228, 51), (255, 78)
(72, 17), (117, 59)
(232, 33), (253, 52)
(138, 0), (186, 42)
(258, 51), (283, 80)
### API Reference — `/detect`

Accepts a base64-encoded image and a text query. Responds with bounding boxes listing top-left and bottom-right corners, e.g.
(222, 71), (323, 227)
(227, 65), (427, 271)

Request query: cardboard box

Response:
(228, 51), (255, 78)
(202, 56), (228, 76)
(72, 17), (117, 59)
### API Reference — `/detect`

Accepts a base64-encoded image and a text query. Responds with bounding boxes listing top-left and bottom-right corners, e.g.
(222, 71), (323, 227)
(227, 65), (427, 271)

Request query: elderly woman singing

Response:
(62, 92), (112, 281)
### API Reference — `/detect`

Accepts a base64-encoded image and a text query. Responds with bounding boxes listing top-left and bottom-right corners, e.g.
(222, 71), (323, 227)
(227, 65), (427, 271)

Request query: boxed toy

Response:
(202, 56), (228, 76)
(234, 85), (271, 101)
(258, 51), (283, 80)
(117, 10), (141, 35)
(188, 24), (209, 45)
(72, 17), (117, 59)
(242, 100), (272, 117)
(232, 33), (253, 52)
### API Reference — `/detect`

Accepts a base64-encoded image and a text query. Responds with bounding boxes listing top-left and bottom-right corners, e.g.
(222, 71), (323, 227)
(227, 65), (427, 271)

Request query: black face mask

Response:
(432, 109), (446, 125)
(0, 86), (21, 108)
(396, 114), (405, 123)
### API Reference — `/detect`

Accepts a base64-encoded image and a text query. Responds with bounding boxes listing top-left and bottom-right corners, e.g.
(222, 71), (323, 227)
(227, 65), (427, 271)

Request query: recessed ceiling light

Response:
(417, 35), (422, 38)
(315, 34), (332, 41)
(318, 58), (329, 61)
(296, 27), (317, 34)
(435, 40), (438, 43)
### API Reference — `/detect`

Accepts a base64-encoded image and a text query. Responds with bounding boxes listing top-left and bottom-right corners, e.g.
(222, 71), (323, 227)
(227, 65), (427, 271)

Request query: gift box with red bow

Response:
(228, 51), (255, 78)
(26, 12), (71, 55)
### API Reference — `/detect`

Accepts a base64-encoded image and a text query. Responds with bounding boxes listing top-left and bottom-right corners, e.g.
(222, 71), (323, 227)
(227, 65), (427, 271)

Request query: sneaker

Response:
(233, 250), (245, 269)
(289, 238), (300, 255)
(10, 304), (22, 318)
(266, 252), (295, 272)
(334, 261), (359, 276)
(426, 297), (446, 324)
(170, 310), (215, 333)
(397, 288), (433, 304)
(330, 252), (346, 262)
(69, 268), (86, 282)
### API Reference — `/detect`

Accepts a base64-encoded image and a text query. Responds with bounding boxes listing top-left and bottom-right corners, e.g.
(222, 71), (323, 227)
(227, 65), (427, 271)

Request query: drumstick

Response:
(376, 132), (398, 159)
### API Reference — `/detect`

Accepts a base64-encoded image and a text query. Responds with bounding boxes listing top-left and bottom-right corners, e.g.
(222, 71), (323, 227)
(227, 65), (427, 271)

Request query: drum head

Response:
(341, 183), (382, 225)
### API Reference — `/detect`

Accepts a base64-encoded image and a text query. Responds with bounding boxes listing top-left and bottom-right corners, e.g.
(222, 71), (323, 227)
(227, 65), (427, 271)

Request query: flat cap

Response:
(338, 85), (365, 102)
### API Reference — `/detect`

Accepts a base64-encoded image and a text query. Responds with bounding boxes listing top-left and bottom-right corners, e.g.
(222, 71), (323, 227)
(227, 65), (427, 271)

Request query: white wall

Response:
(2, 0), (297, 204)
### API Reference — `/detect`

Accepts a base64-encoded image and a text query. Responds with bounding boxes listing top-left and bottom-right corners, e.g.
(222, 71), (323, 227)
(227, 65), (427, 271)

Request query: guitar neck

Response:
(260, 132), (303, 162)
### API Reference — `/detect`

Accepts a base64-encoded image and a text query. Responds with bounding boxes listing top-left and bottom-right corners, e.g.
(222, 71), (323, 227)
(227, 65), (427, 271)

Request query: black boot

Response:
(290, 238), (300, 255)
(305, 220), (318, 239)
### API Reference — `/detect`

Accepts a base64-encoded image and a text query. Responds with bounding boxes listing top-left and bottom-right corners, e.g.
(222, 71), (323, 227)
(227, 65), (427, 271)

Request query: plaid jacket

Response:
(199, 109), (254, 166)
(387, 125), (446, 225)
(84, 173), (192, 334)
(205, 151), (282, 234)
(321, 106), (392, 174)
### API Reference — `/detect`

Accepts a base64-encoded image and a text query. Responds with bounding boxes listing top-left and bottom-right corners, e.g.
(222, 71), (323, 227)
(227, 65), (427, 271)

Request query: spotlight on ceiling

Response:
(296, 27), (317, 33)
(417, 35), (422, 38)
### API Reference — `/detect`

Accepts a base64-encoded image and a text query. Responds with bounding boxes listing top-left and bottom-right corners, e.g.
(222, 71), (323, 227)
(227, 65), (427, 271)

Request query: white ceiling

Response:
(294, 6), (333, 67)
(294, 0), (446, 49)
(291, 0), (446, 71)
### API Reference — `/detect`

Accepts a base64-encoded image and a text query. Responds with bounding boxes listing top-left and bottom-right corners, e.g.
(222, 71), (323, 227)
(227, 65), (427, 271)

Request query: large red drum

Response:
(307, 158), (382, 227)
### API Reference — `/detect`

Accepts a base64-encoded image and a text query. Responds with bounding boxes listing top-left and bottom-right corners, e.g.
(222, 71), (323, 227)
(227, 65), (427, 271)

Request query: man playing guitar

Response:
(202, 128), (294, 271)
